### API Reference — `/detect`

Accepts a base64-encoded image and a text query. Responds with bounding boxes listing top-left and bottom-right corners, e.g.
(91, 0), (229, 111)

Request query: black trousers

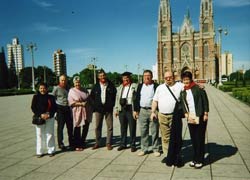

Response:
(74, 121), (90, 148)
(56, 104), (74, 147)
(188, 118), (207, 163)
(118, 105), (136, 148)
(166, 114), (183, 164)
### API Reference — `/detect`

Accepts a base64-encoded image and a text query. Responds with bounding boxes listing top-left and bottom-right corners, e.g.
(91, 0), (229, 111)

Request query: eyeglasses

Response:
(164, 76), (173, 80)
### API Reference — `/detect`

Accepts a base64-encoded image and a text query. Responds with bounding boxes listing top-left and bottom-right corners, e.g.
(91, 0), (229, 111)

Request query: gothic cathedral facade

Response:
(157, 0), (219, 82)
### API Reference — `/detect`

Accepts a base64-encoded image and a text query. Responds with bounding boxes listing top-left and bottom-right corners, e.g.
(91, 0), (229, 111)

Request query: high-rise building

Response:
(7, 37), (24, 74)
(157, 0), (220, 82)
(53, 49), (67, 77)
(221, 52), (233, 76)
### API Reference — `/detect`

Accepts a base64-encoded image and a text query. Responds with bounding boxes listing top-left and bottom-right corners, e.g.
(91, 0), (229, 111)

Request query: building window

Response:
(195, 43), (199, 58)
(205, 2), (208, 11)
(163, 47), (167, 59)
(162, 27), (167, 36)
(203, 43), (209, 59)
(173, 46), (177, 59)
(203, 23), (208, 32)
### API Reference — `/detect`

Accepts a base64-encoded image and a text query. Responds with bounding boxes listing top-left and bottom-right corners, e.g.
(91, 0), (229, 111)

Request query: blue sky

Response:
(0, 0), (249, 76)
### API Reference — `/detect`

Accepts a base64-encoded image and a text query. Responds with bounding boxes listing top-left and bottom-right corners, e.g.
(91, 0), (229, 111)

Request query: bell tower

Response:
(157, 0), (172, 81)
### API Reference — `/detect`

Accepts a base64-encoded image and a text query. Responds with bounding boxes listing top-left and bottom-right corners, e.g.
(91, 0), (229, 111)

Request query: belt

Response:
(161, 112), (173, 115)
(141, 107), (151, 110)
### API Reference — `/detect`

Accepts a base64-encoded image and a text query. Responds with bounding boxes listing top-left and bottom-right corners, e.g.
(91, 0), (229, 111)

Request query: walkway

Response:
(0, 85), (249, 180)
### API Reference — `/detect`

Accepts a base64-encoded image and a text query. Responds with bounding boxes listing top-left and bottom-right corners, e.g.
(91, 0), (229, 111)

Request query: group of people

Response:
(31, 69), (209, 169)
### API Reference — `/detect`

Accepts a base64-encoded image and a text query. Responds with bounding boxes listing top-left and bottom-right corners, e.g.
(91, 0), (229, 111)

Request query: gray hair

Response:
(73, 76), (80, 83)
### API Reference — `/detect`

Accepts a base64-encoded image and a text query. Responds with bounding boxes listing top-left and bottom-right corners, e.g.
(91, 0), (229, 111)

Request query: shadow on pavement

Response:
(181, 140), (238, 166)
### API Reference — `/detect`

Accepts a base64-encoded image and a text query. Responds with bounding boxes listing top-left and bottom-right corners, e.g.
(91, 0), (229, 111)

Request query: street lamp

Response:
(91, 57), (97, 84)
(137, 64), (141, 83)
(218, 26), (228, 86)
(27, 42), (37, 91)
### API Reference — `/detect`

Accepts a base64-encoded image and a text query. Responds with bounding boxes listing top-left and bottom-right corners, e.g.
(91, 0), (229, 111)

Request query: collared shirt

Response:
(140, 83), (154, 108)
(100, 82), (108, 104)
(121, 85), (133, 105)
(153, 82), (183, 114)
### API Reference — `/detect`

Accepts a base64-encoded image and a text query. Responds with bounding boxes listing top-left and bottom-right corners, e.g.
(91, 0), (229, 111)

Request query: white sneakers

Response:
(189, 161), (203, 169)
(137, 151), (146, 156)
(153, 152), (161, 157)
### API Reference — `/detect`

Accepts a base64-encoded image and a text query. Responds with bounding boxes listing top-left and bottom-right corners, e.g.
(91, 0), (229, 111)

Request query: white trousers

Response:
(35, 118), (55, 155)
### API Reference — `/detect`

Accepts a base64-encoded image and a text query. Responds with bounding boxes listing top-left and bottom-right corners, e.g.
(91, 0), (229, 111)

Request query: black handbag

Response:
(32, 115), (45, 125)
(166, 85), (184, 117)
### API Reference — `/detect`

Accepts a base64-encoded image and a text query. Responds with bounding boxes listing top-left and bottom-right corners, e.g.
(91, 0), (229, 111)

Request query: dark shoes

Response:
(106, 144), (113, 150)
(49, 153), (55, 157)
(117, 146), (126, 151)
(161, 157), (167, 163)
(92, 144), (99, 150)
(59, 145), (66, 151)
(131, 147), (137, 152)
(36, 154), (44, 158)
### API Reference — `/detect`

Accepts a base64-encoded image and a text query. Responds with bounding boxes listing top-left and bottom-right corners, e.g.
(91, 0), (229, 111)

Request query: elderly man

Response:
(52, 75), (74, 151)
(115, 72), (138, 152)
(151, 71), (183, 166)
(90, 69), (117, 150)
(133, 70), (160, 157)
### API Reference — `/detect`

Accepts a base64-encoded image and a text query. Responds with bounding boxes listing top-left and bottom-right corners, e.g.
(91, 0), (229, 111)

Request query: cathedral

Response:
(157, 0), (219, 82)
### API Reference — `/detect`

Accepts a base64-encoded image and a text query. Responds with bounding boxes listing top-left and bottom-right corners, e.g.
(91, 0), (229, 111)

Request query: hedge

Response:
(0, 89), (34, 96)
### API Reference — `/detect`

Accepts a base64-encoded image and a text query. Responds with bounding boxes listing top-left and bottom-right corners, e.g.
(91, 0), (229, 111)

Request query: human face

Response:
(182, 77), (191, 87)
(98, 72), (106, 83)
(164, 72), (174, 85)
(74, 80), (81, 89)
(122, 76), (131, 85)
(39, 85), (47, 95)
(59, 75), (67, 87)
(143, 72), (153, 84)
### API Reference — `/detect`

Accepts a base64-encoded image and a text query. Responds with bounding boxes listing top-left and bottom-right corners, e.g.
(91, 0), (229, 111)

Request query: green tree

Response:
(19, 67), (33, 88)
(0, 47), (9, 89)
(8, 68), (17, 88)
(36, 66), (57, 87)
(244, 69), (250, 80)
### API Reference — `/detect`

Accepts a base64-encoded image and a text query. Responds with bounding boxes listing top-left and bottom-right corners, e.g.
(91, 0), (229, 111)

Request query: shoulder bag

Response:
(166, 85), (184, 117)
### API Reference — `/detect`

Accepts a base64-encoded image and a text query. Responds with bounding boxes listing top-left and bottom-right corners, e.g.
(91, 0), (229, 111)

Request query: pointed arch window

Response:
(195, 42), (199, 58)
(203, 42), (209, 59)
(205, 2), (208, 11)
(163, 47), (167, 59)
(162, 27), (167, 36)
(173, 45), (177, 59)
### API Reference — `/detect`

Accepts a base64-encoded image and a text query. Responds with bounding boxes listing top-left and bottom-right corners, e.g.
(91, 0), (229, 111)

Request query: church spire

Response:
(200, 0), (214, 33)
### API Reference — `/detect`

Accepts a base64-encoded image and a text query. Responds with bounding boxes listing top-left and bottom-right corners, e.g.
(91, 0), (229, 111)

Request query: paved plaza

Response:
(0, 85), (250, 180)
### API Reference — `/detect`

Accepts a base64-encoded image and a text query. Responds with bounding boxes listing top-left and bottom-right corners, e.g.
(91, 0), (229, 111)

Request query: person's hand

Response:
(203, 114), (208, 121)
(133, 111), (139, 120)
(150, 112), (157, 121)
(81, 101), (86, 107)
(41, 113), (50, 120)
(115, 111), (119, 118)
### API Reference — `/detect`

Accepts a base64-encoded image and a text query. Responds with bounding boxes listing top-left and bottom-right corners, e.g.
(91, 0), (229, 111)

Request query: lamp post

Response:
(218, 26), (228, 86)
(27, 42), (37, 91)
(91, 57), (97, 84)
(137, 64), (141, 83)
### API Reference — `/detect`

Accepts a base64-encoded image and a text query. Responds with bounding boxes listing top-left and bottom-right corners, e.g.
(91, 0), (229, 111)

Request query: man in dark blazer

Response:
(90, 69), (117, 150)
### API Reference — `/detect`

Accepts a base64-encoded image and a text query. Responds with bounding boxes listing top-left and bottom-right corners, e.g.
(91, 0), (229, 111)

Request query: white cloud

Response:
(215, 0), (250, 7)
(32, 23), (67, 33)
(32, 0), (53, 8)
